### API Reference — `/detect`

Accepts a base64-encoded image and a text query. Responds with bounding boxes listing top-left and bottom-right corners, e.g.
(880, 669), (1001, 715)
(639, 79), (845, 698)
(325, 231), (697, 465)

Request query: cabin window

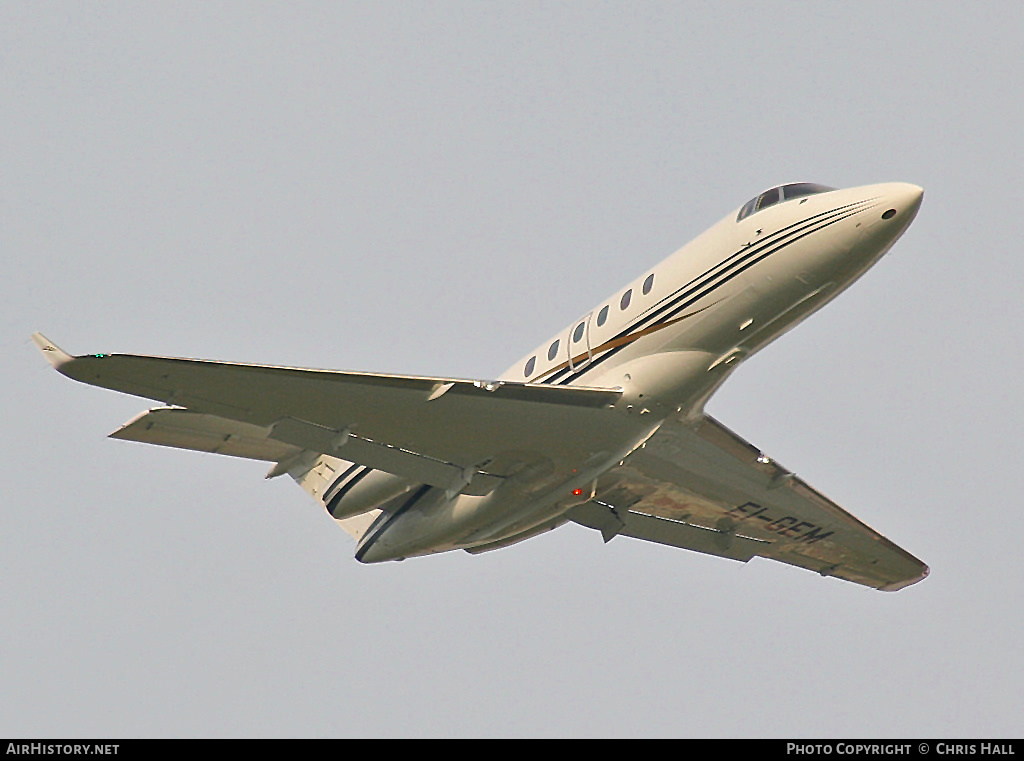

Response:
(643, 273), (654, 295)
(573, 322), (586, 343)
(524, 356), (536, 377)
(597, 305), (609, 326)
(548, 339), (560, 360)
(620, 289), (632, 310)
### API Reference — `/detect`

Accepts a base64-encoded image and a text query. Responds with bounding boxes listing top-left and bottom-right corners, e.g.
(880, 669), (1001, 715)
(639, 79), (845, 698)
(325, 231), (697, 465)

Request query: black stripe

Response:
(541, 201), (869, 385)
(326, 466), (373, 516)
(621, 201), (868, 343)
(589, 200), (868, 350)
(323, 463), (362, 504)
(563, 204), (868, 382)
(354, 484), (434, 562)
(554, 203), (871, 385)
(559, 205), (865, 383)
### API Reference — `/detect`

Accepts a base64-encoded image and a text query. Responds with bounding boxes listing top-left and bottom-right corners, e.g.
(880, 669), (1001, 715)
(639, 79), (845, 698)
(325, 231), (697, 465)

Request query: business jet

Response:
(33, 181), (928, 590)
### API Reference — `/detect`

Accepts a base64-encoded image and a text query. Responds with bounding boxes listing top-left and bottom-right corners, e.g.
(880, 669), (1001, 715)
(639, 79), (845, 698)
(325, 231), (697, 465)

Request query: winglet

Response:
(31, 333), (74, 370)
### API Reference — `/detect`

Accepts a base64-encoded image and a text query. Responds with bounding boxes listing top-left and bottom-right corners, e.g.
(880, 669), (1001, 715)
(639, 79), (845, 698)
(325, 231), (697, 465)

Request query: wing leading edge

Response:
(569, 415), (928, 591)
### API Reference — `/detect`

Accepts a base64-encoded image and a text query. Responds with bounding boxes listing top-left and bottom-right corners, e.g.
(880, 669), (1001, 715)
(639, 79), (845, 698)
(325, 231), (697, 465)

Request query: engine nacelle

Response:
(323, 464), (415, 519)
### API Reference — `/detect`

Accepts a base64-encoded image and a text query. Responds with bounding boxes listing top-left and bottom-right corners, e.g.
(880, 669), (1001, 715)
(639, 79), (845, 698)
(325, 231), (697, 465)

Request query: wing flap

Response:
(266, 416), (502, 495)
(568, 501), (766, 562)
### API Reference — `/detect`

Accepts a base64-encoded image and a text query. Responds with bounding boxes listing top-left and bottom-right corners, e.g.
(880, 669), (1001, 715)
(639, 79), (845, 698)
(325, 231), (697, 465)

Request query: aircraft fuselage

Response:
(350, 182), (924, 562)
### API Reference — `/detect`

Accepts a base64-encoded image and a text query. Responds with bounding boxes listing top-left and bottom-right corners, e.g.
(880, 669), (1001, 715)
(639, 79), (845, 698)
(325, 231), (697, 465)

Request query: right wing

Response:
(569, 414), (928, 591)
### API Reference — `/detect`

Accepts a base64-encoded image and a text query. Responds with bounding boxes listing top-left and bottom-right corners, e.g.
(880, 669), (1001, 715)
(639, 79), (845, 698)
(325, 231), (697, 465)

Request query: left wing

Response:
(569, 414), (928, 591)
(33, 334), (644, 490)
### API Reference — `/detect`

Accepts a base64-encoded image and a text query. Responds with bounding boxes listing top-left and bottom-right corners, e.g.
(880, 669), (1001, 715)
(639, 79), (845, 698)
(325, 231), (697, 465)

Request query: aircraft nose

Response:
(878, 183), (924, 224)
(850, 182), (923, 260)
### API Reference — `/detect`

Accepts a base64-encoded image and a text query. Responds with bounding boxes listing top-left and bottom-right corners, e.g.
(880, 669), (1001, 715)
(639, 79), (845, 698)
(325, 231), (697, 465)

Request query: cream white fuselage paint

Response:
(350, 182), (924, 563)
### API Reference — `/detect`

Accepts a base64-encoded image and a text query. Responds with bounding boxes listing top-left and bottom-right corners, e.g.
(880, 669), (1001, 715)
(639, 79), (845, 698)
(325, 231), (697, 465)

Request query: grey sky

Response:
(3, 1), (1022, 737)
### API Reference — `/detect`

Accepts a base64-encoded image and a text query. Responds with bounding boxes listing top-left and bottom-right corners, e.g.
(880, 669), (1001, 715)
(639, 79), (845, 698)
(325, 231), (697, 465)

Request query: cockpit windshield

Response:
(737, 183), (835, 222)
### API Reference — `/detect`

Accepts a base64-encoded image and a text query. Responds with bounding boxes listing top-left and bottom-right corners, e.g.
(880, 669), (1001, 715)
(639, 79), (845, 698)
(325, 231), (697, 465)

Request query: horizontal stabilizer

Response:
(111, 407), (301, 463)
